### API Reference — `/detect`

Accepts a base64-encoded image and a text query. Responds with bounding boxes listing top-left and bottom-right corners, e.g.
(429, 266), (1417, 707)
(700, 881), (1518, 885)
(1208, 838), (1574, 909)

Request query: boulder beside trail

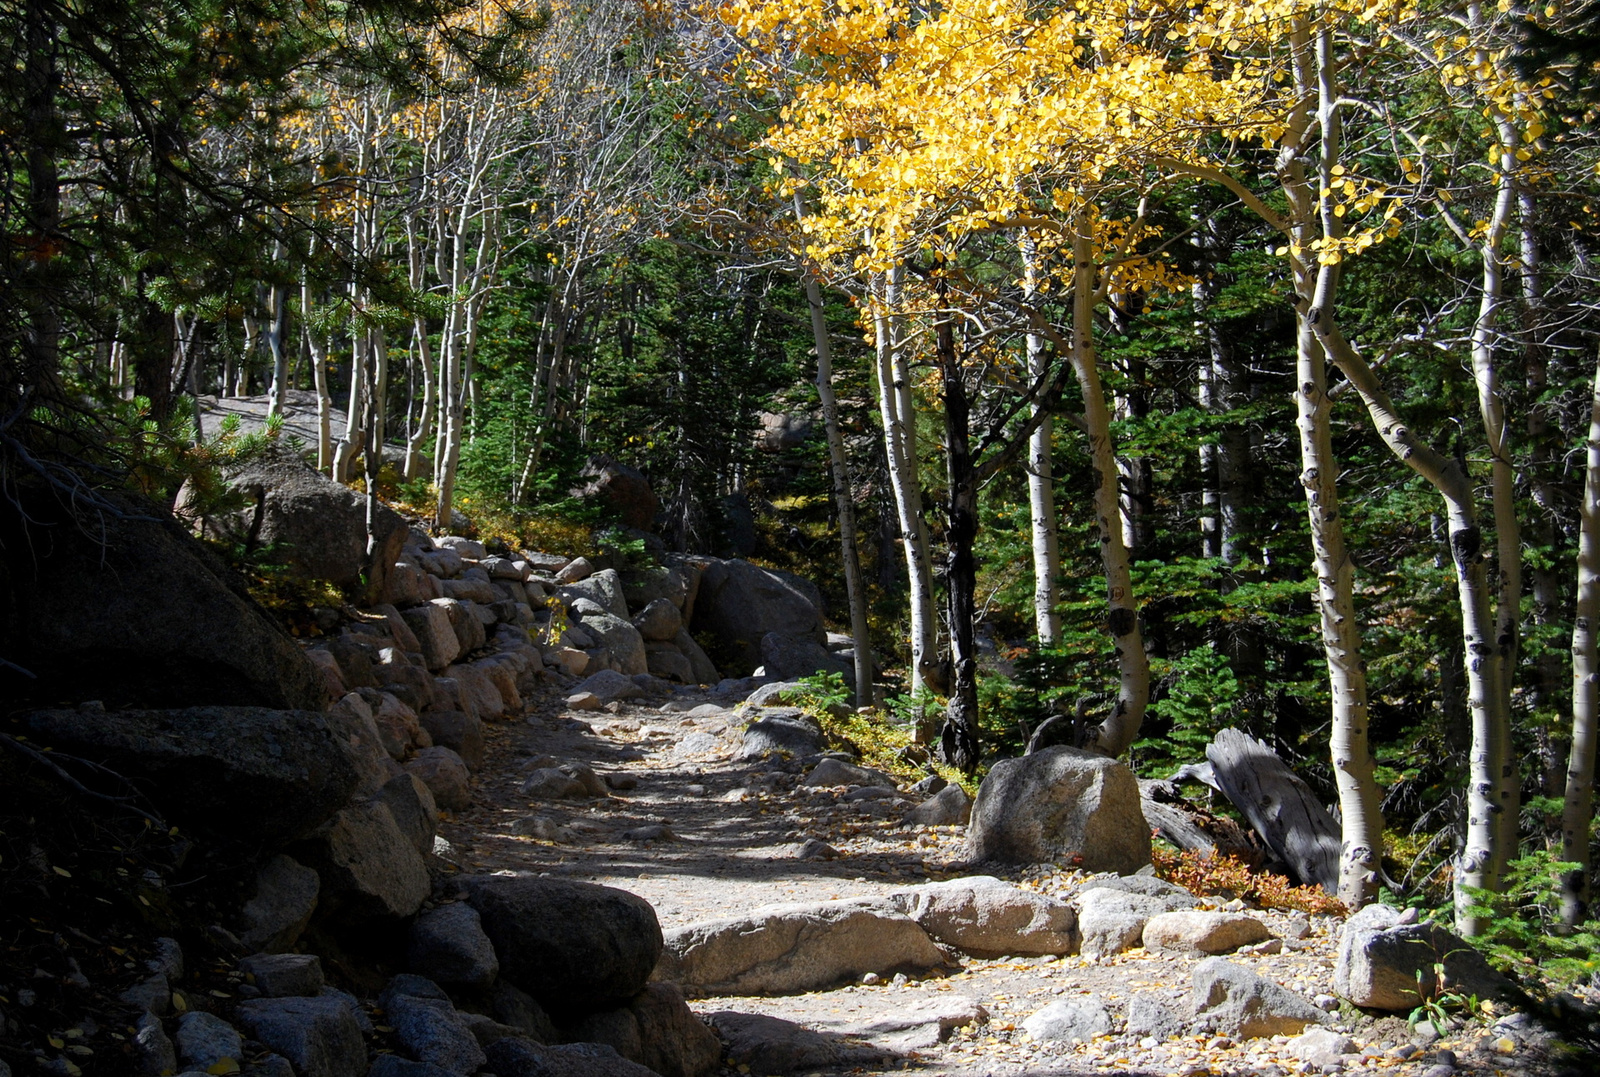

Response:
(1333, 903), (1516, 1010)
(214, 443), (408, 604)
(889, 876), (1078, 958)
(654, 898), (945, 997)
(1190, 957), (1326, 1038)
(290, 798), (431, 922)
(965, 746), (1151, 873)
(560, 983), (723, 1077)
(1142, 911), (1273, 956)
(1073, 886), (1199, 960)
(23, 706), (362, 845)
(0, 489), (322, 711)
(689, 558), (827, 673)
(461, 875), (664, 1017)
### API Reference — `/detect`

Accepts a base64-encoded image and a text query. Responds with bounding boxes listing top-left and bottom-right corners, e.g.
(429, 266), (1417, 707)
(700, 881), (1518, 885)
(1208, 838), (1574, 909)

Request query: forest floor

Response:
(436, 682), (1589, 1077)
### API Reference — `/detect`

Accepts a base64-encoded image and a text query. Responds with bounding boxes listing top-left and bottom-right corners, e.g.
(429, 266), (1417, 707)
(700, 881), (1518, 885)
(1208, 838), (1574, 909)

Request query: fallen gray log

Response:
(1139, 779), (1260, 861)
(1202, 728), (1340, 893)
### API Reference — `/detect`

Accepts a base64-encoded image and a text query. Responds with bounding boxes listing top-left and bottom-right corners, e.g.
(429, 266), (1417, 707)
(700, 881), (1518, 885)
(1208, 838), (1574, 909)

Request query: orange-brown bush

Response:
(1152, 847), (1348, 917)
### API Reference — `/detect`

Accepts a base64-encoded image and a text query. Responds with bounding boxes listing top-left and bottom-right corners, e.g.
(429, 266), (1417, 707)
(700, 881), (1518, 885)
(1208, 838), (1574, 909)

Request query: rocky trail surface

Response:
(430, 678), (1588, 1077)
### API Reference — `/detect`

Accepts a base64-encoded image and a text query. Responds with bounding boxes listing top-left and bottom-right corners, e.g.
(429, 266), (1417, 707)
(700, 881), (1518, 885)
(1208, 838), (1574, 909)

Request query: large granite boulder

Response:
(1333, 904), (1516, 1010)
(965, 746), (1150, 873)
(758, 631), (852, 683)
(1190, 958), (1326, 1038)
(654, 898), (945, 996)
(461, 875), (663, 1017)
(688, 558), (826, 673)
(23, 706), (362, 844)
(888, 876), (1078, 958)
(214, 443), (408, 604)
(0, 488), (321, 710)
(290, 798), (431, 921)
(561, 983), (722, 1077)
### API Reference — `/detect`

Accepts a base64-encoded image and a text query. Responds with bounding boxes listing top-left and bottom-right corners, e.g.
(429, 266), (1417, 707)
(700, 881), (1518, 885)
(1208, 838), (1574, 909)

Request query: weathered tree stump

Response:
(1200, 728), (1341, 892)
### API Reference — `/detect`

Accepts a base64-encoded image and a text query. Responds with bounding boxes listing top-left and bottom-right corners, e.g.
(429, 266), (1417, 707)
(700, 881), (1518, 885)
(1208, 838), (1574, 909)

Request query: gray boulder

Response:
(431, 599), (486, 658)
(630, 595), (681, 640)
(571, 608), (647, 677)
(889, 876), (1077, 958)
(236, 995), (367, 1077)
(134, 1012), (176, 1076)
(689, 558), (826, 672)
(572, 668), (644, 705)
(418, 711), (484, 771)
(1333, 903), (1516, 1011)
(654, 898), (945, 996)
(1021, 998), (1112, 1043)
(1143, 911), (1273, 956)
(561, 983), (722, 1077)
(240, 855), (320, 953)
(384, 993), (486, 1076)
(485, 1039), (661, 1077)
(758, 632), (852, 683)
(1074, 887), (1199, 960)
(739, 709), (824, 759)
(408, 903), (500, 988)
(401, 604), (461, 671)
(906, 784), (972, 827)
(377, 772), (439, 859)
(176, 1012), (243, 1071)
(965, 746), (1151, 873)
(0, 488), (322, 711)
(644, 645), (694, 684)
(290, 799), (431, 921)
(240, 953), (325, 997)
(801, 757), (893, 789)
(836, 996), (988, 1052)
(560, 569), (630, 620)
(23, 706), (362, 844)
(462, 875), (664, 1016)
(706, 1012), (839, 1075)
(1190, 957), (1326, 1038)
(1126, 995), (1187, 1040)
(406, 747), (472, 812)
(671, 629), (720, 685)
(215, 444), (407, 604)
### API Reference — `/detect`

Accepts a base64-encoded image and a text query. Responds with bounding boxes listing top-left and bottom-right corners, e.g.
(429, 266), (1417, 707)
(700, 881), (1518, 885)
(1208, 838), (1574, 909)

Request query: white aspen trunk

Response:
(265, 280), (288, 420)
(404, 215), (438, 482)
(1473, 7), (1524, 880)
(302, 273), (332, 473)
(1071, 222), (1149, 758)
(1021, 233), (1062, 647)
(1561, 347), (1600, 926)
(1277, 17), (1383, 909)
(238, 314), (257, 397)
(870, 265), (939, 707)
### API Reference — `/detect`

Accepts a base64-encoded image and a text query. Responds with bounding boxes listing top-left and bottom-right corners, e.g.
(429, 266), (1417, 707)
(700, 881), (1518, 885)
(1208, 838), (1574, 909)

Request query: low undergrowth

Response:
(1152, 847), (1349, 917)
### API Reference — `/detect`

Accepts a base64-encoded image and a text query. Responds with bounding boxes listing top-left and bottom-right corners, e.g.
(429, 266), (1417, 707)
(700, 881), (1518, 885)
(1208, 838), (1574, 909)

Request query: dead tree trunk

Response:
(1204, 727), (1341, 893)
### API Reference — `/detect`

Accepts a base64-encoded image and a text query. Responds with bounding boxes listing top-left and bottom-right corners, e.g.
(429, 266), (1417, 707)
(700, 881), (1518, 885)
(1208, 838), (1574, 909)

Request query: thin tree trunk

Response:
(1276, 16), (1383, 909)
(797, 193), (873, 707)
(302, 275), (333, 474)
(1021, 233), (1063, 647)
(1473, 14), (1525, 876)
(872, 264), (940, 706)
(1560, 347), (1600, 926)
(1070, 223), (1150, 758)
(936, 276), (981, 773)
(266, 275), (288, 420)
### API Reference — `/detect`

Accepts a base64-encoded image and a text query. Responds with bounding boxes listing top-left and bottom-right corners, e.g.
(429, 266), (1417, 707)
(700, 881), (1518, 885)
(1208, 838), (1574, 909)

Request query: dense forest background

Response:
(7, 0), (1600, 988)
